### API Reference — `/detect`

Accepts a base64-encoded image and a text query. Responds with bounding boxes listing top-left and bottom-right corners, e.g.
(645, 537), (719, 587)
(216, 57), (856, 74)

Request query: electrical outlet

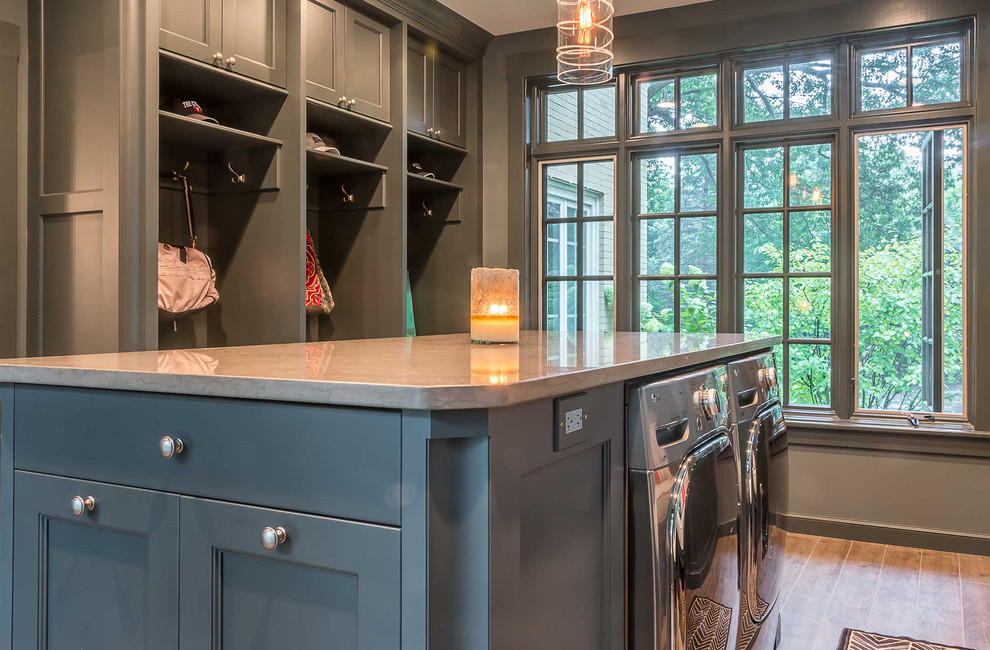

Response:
(565, 408), (584, 434)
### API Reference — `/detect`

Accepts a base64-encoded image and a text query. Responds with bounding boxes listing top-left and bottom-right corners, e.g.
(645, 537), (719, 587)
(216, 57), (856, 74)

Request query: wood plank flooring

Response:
(779, 534), (990, 649)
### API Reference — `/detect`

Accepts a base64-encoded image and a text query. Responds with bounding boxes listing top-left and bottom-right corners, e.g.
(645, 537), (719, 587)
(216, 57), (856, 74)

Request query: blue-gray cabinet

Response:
(12, 472), (180, 650)
(179, 497), (400, 649)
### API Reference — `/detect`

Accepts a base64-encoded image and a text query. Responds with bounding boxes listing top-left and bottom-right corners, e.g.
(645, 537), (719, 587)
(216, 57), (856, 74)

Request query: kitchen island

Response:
(0, 331), (775, 650)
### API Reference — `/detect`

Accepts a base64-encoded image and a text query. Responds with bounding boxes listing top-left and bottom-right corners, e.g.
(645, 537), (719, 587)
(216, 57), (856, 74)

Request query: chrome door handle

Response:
(70, 495), (95, 517)
(159, 436), (184, 459)
(261, 526), (287, 551)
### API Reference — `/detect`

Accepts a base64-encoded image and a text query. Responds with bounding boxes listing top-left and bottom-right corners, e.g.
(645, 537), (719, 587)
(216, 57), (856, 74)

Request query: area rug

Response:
(837, 628), (975, 650)
(686, 596), (732, 650)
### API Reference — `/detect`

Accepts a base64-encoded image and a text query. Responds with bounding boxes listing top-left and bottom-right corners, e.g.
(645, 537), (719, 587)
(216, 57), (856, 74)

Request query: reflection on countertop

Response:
(0, 331), (777, 410)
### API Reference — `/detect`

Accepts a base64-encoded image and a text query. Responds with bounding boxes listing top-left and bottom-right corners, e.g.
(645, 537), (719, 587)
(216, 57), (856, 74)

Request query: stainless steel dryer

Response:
(629, 365), (741, 650)
(727, 353), (789, 650)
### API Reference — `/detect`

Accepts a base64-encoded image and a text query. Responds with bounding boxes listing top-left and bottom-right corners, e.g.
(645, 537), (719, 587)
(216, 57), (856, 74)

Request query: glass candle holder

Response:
(470, 267), (520, 344)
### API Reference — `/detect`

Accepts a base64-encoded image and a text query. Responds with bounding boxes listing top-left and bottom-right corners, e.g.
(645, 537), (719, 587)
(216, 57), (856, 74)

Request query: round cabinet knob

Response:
(70, 495), (96, 517)
(226, 56), (237, 67)
(159, 436), (184, 459)
(338, 96), (348, 107)
(213, 52), (224, 63)
(348, 98), (357, 107)
(434, 129), (441, 138)
(260, 526), (287, 551)
(695, 387), (721, 421)
(758, 366), (778, 390)
(427, 128), (434, 135)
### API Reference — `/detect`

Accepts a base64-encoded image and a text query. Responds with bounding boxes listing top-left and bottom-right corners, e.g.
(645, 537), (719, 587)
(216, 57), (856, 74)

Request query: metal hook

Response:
(228, 162), (246, 184)
(422, 201), (433, 217)
(341, 185), (355, 204)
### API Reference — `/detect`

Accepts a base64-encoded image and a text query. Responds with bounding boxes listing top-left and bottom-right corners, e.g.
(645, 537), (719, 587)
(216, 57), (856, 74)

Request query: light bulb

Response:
(577, 0), (593, 45)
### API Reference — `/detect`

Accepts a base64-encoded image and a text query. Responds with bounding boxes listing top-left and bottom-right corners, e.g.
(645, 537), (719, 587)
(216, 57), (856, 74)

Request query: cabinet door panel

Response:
(305, 0), (346, 104)
(12, 471), (179, 650)
(406, 38), (432, 137)
(160, 0), (222, 64)
(344, 11), (391, 122)
(433, 50), (467, 148)
(221, 0), (286, 87)
(180, 497), (400, 649)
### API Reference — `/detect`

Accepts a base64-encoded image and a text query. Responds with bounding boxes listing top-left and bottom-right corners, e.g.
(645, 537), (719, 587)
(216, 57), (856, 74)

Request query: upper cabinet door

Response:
(221, 0), (287, 87)
(344, 11), (391, 122)
(305, 0), (346, 105)
(12, 472), (179, 650)
(160, 0), (223, 64)
(433, 49), (467, 148)
(406, 38), (433, 137)
(179, 497), (400, 650)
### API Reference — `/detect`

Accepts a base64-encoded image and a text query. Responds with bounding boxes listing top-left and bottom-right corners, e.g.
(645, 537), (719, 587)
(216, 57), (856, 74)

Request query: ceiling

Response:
(436, 0), (716, 36)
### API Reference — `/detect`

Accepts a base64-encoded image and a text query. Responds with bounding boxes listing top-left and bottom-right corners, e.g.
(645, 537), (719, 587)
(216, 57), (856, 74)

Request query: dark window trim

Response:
(733, 45), (840, 127)
(539, 81), (620, 147)
(628, 63), (723, 137)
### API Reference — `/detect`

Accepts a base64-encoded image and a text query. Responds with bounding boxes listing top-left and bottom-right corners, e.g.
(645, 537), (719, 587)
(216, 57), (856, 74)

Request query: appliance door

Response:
(668, 431), (740, 650)
(743, 403), (788, 623)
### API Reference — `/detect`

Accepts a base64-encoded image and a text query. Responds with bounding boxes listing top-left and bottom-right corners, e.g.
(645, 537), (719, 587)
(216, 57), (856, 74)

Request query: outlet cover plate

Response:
(555, 392), (589, 451)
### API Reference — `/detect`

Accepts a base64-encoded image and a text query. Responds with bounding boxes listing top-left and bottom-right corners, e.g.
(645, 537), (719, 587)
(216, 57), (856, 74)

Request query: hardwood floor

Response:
(778, 534), (990, 649)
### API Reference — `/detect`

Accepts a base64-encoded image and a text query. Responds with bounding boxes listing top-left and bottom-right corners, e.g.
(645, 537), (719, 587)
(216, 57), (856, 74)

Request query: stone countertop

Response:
(0, 332), (777, 410)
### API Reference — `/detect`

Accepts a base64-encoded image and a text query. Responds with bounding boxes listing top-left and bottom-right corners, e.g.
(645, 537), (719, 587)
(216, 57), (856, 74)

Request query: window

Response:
(857, 37), (964, 112)
(527, 19), (974, 423)
(635, 150), (719, 333)
(741, 142), (833, 406)
(542, 159), (616, 332)
(545, 84), (617, 143)
(739, 54), (833, 123)
(856, 127), (965, 414)
(633, 68), (719, 134)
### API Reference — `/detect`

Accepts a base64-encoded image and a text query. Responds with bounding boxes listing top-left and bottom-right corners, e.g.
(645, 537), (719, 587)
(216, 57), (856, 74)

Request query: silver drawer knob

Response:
(70, 495), (95, 517)
(434, 129), (441, 138)
(213, 52), (224, 63)
(427, 128), (434, 134)
(226, 56), (237, 67)
(348, 98), (357, 107)
(159, 436), (184, 459)
(338, 96), (348, 107)
(261, 526), (287, 551)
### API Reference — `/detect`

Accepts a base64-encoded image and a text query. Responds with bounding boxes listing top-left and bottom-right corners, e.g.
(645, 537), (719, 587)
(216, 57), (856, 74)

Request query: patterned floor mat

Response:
(837, 629), (976, 650)
(686, 596), (732, 650)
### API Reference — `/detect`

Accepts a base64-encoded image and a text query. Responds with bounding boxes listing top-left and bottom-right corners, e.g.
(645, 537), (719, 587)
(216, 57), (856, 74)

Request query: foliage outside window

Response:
(634, 69), (719, 134)
(542, 160), (616, 332)
(636, 151), (719, 334)
(858, 38), (963, 112)
(856, 127), (965, 414)
(741, 142), (834, 406)
(545, 84), (617, 142)
(740, 55), (833, 123)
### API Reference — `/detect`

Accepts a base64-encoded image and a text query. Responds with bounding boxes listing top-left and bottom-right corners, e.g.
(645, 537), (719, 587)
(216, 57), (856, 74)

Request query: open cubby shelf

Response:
(159, 111), (283, 152)
(407, 130), (468, 157)
(306, 97), (392, 136)
(307, 149), (387, 177)
(160, 50), (289, 105)
(406, 172), (463, 194)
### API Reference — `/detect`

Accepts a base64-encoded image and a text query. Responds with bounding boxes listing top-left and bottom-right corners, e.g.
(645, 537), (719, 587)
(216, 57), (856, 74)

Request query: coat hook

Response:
(228, 162), (246, 184)
(341, 184), (355, 204)
(422, 201), (433, 217)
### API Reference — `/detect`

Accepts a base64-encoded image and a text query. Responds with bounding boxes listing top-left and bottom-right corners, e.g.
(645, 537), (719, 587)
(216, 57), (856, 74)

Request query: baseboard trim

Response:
(782, 513), (990, 556)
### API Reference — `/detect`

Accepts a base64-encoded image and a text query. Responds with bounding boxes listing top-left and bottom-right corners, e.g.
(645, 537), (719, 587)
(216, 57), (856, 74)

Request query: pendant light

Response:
(556, 0), (614, 85)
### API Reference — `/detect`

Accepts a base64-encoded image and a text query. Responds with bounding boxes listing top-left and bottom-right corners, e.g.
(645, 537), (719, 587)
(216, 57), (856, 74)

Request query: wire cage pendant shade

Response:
(556, 0), (614, 85)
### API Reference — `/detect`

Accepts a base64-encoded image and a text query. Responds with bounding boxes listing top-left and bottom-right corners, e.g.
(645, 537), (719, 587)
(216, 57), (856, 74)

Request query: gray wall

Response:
(0, 0), (26, 358)
(480, 0), (990, 552)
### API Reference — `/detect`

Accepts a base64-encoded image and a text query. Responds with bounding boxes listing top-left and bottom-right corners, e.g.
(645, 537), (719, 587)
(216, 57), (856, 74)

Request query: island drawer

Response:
(13, 385), (402, 526)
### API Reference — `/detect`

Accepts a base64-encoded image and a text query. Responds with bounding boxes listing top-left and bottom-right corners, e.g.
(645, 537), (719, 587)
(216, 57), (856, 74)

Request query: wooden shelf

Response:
(160, 50), (288, 104)
(306, 97), (392, 136)
(307, 149), (387, 177)
(407, 172), (462, 194)
(407, 130), (467, 157)
(159, 110), (282, 151)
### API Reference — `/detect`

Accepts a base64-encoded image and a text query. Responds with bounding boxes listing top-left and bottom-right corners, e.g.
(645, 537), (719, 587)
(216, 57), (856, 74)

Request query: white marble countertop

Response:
(0, 332), (777, 410)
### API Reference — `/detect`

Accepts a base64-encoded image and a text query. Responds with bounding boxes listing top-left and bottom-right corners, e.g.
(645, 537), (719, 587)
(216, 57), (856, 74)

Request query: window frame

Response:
(733, 46), (839, 126)
(628, 64), (722, 137)
(851, 122), (969, 422)
(851, 27), (972, 118)
(538, 156), (618, 332)
(632, 145), (721, 334)
(735, 136), (837, 408)
(540, 82), (620, 146)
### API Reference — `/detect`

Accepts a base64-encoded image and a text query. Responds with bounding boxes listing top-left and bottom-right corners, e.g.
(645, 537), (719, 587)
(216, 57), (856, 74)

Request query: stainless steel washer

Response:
(727, 353), (789, 650)
(629, 365), (741, 650)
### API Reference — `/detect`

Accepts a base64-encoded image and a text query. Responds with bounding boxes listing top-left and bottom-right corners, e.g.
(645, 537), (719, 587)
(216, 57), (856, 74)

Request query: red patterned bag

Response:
(305, 232), (334, 315)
